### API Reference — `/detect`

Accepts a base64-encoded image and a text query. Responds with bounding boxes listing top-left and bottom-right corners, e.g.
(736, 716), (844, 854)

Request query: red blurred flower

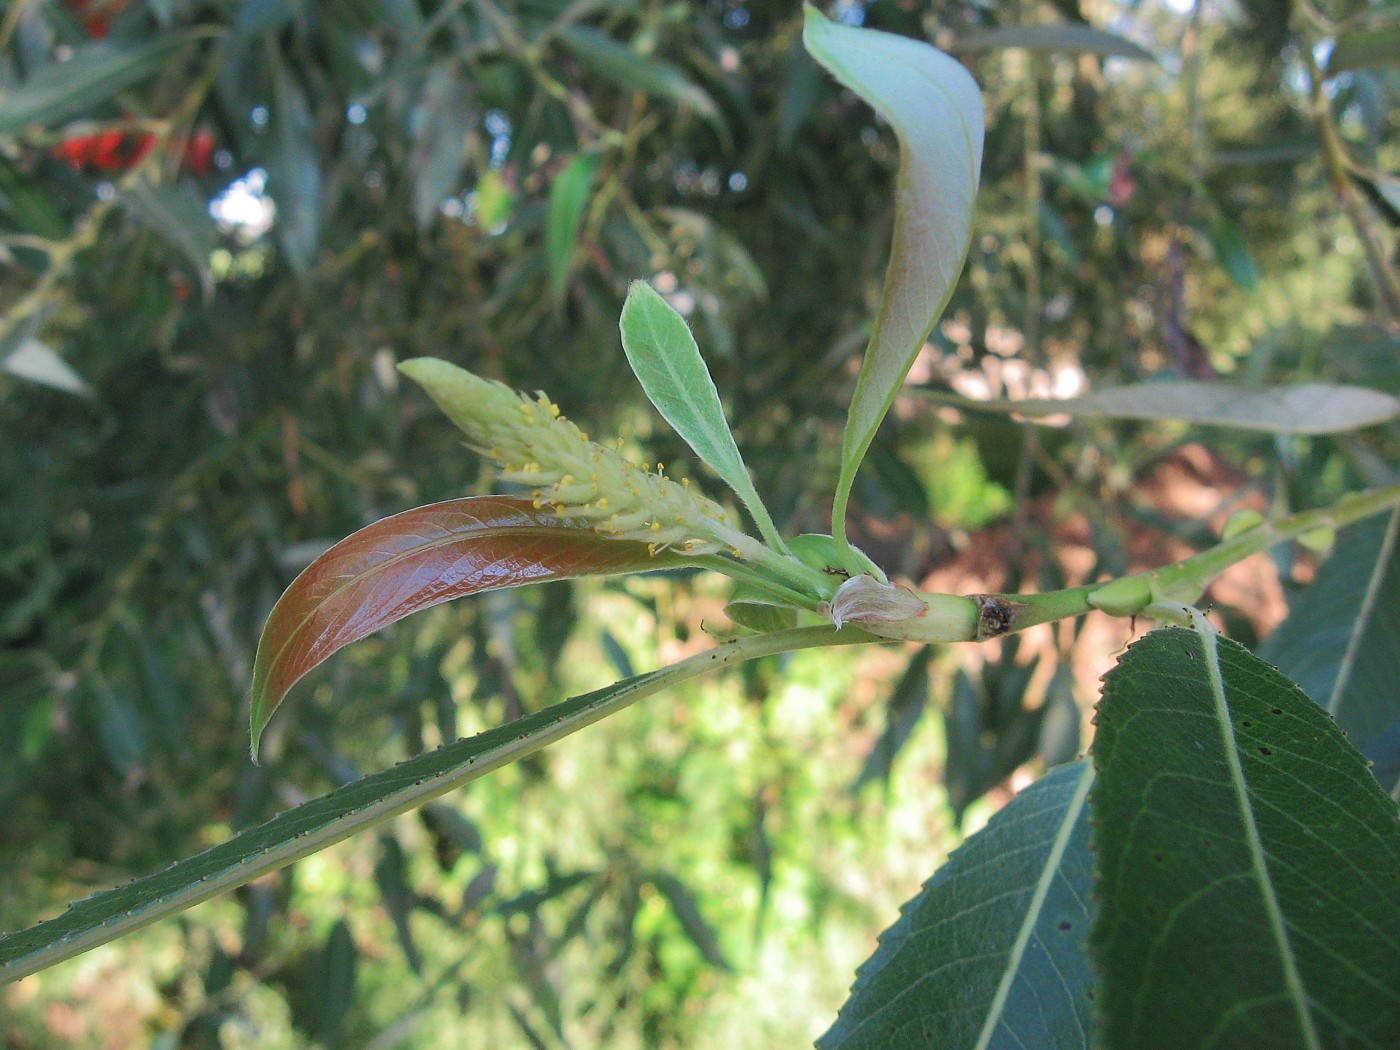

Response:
(184, 130), (215, 176)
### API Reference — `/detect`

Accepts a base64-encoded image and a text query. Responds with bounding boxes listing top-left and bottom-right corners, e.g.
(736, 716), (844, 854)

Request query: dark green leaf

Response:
(316, 919), (358, 1049)
(0, 37), (192, 135)
(822, 761), (1096, 1048)
(410, 64), (475, 229)
(545, 152), (600, 301)
(650, 870), (732, 971)
(852, 646), (931, 792)
(954, 23), (1156, 62)
(555, 26), (719, 121)
(1353, 169), (1400, 228)
(1329, 23), (1400, 73)
(1260, 510), (1400, 791)
(1206, 213), (1259, 291)
(1092, 625), (1400, 1048)
(122, 179), (217, 295)
(373, 835), (422, 974)
(268, 68), (321, 273)
(93, 682), (147, 779)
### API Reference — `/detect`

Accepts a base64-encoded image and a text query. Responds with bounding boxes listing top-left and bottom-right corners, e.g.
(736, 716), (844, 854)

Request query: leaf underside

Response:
(924, 380), (1400, 434)
(1261, 510), (1400, 791)
(803, 6), (985, 543)
(250, 496), (679, 752)
(1091, 626), (1400, 1049)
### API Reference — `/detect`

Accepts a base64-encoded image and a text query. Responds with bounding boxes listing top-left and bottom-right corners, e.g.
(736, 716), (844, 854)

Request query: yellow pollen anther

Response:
(560, 475), (573, 485)
(651, 522), (662, 533)
(597, 497), (610, 508)
(731, 548), (742, 558)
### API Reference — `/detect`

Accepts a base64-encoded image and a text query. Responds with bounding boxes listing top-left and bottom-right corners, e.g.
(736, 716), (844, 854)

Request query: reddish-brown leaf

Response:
(250, 496), (678, 756)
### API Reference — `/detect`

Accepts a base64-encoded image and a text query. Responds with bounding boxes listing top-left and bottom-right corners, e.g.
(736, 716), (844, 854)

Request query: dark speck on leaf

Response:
(1258, 746), (1273, 756)
(1241, 720), (1252, 728)
(1058, 920), (1072, 932)
(1153, 853), (1164, 863)
(1271, 707), (1283, 714)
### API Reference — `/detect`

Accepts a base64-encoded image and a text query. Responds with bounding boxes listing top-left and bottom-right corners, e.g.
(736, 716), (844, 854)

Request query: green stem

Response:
(0, 625), (868, 985)
(1000, 481), (1400, 631)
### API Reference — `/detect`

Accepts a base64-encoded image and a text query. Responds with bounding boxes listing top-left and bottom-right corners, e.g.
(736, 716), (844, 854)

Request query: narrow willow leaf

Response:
(923, 380), (1400, 434)
(822, 761), (1096, 1049)
(619, 281), (785, 549)
(410, 63), (475, 230)
(268, 68), (321, 273)
(2, 338), (90, 396)
(803, 7), (984, 562)
(555, 26), (720, 121)
(545, 153), (601, 301)
(0, 624), (862, 985)
(1260, 510), (1400, 791)
(650, 870), (733, 971)
(953, 23), (1156, 62)
(250, 496), (681, 756)
(0, 36), (191, 134)
(852, 645), (932, 792)
(1091, 626), (1400, 1049)
(1328, 23), (1400, 73)
(122, 180), (217, 295)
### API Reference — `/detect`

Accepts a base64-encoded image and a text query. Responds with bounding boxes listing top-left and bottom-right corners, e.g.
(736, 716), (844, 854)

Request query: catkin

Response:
(399, 358), (729, 555)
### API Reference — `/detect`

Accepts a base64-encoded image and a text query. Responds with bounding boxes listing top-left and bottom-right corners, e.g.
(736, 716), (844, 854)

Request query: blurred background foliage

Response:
(2, 0), (1399, 1044)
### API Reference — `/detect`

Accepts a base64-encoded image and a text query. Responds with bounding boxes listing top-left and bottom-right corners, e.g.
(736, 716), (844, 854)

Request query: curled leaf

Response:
(802, 7), (985, 564)
(250, 496), (678, 757)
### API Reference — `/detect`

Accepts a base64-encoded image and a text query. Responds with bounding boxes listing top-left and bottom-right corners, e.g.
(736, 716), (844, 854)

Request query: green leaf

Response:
(619, 280), (785, 549)
(1353, 169), (1400, 228)
(1206, 213), (1259, 291)
(802, 6), (984, 568)
(0, 36), (192, 135)
(316, 919), (358, 1049)
(650, 870), (733, 971)
(410, 63), (475, 229)
(922, 379), (1400, 434)
(545, 153), (601, 301)
(555, 26), (720, 122)
(268, 67), (321, 273)
(953, 23), (1156, 62)
(1328, 22), (1400, 73)
(1260, 510), (1400, 791)
(1091, 625), (1400, 1048)
(0, 624), (862, 985)
(852, 646), (932, 792)
(122, 179), (217, 295)
(250, 496), (683, 758)
(821, 761), (1096, 1049)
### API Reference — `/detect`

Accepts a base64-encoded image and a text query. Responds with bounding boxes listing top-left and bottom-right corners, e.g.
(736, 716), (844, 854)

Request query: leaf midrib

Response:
(1327, 506), (1399, 716)
(972, 761), (1094, 1050)
(1192, 612), (1322, 1050)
